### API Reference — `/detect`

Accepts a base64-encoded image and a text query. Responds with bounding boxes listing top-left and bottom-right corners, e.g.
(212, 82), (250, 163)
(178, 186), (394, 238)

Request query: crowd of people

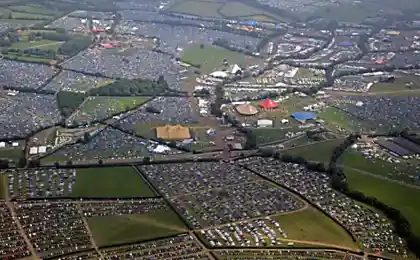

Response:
(141, 162), (304, 229)
(201, 217), (288, 247)
(49, 127), (153, 161)
(62, 48), (183, 90)
(79, 198), (168, 217)
(44, 70), (109, 92)
(336, 95), (420, 130)
(117, 97), (197, 131)
(0, 202), (30, 260)
(6, 168), (76, 198)
(119, 21), (260, 54)
(239, 157), (407, 255)
(14, 200), (92, 258)
(0, 60), (56, 89)
(216, 249), (364, 260)
(0, 91), (61, 139)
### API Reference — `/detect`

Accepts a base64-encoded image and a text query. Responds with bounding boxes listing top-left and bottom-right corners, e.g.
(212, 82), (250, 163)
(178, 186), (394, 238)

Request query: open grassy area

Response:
(274, 206), (358, 250)
(168, 0), (223, 18)
(286, 139), (343, 162)
(345, 168), (420, 236)
(71, 167), (156, 198)
(10, 12), (53, 20)
(88, 210), (187, 247)
(369, 74), (420, 93)
(168, 0), (283, 22)
(0, 19), (40, 26)
(309, 4), (373, 23)
(78, 97), (150, 115)
(219, 2), (279, 20)
(0, 148), (24, 161)
(181, 44), (248, 73)
(9, 4), (62, 16)
(317, 107), (370, 133)
(0, 173), (6, 199)
(252, 127), (293, 145)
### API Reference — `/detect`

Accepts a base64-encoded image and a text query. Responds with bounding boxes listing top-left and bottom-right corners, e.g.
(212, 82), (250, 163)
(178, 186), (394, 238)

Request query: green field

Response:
(88, 210), (187, 246)
(181, 44), (248, 73)
(9, 5), (62, 16)
(0, 148), (24, 161)
(168, 0), (283, 22)
(274, 207), (358, 250)
(77, 97), (150, 117)
(286, 139), (343, 162)
(252, 128), (292, 145)
(317, 107), (370, 132)
(0, 173), (6, 199)
(71, 167), (156, 198)
(0, 19), (39, 26)
(10, 12), (52, 20)
(345, 168), (420, 236)
(369, 74), (420, 93)
(169, 0), (223, 18)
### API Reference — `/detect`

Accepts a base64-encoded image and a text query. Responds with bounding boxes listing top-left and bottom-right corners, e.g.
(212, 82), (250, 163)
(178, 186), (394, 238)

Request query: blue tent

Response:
(338, 41), (353, 47)
(291, 112), (317, 121)
(242, 20), (257, 26)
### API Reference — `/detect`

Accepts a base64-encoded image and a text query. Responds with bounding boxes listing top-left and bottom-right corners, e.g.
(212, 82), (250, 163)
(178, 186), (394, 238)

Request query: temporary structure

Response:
(156, 125), (191, 140)
(235, 104), (258, 116)
(259, 98), (278, 109)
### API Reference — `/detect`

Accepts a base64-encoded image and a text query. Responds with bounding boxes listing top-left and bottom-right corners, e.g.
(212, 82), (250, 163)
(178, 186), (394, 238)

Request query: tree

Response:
(98, 159), (103, 165)
(200, 44), (204, 49)
(143, 156), (151, 164)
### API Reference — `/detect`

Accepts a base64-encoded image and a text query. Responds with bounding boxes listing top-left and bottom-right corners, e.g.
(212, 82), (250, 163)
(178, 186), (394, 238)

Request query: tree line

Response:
(327, 135), (420, 258)
(56, 76), (184, 118)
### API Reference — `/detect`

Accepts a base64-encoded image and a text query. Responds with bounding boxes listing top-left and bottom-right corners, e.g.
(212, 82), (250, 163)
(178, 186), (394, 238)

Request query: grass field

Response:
(169, 0), (223, 18)
(88, 210), (187, 247)
(10, 12), (52, 20)
(317, 107), (370, 133)
(77, 97), (149, 117)
(0, 19), (39, 26)
(168, 0), (283, 22)
(71, 167), (156, 198)
(9, 5), (62, 16)
(181, 44), (248, 73)
(369, 74), (420, 93)
(252, 128), (293, 145)
(345, 168), (420, 236)
(286, 139), (343, 162)
(0, 148), (24, 161)
(274, 206), (358, 250)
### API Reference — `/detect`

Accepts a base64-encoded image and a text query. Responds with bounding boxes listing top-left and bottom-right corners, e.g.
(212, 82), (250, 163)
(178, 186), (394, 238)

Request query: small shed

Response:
(257, 119), (273, 127)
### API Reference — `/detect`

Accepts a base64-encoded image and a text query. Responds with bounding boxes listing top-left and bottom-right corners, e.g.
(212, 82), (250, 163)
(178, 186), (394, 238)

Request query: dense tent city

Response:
(1, 0), (420, 259)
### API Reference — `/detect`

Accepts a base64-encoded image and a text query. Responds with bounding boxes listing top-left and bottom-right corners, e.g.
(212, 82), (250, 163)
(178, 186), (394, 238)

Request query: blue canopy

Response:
(291, 112), (317, 121)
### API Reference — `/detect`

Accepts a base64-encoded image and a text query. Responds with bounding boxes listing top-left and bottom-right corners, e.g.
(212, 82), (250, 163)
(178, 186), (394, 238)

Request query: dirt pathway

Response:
(75, 203), (105, 259)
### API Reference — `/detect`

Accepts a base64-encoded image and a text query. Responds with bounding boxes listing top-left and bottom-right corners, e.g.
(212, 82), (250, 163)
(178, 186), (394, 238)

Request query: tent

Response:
(291, 112), (317, 121)
(235, 104), (258, 115)
(231, 64), (242, 75)
(338, 41), (353, 47)
(259, 98), (278, 109)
